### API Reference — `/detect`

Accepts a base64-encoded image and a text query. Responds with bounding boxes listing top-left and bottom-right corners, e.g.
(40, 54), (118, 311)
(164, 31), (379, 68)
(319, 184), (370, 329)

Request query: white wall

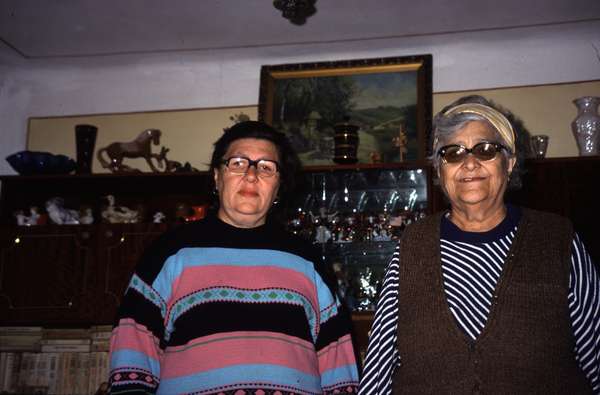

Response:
(1, 20), (599, 175)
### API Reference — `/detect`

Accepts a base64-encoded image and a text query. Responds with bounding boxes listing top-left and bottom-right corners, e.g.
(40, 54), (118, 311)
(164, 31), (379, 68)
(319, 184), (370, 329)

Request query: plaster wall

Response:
(1, 20), (599, 174)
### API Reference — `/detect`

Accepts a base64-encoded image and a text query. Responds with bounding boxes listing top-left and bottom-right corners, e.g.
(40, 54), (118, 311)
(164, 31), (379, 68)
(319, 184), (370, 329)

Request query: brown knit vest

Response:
(392, 208), (591, 394)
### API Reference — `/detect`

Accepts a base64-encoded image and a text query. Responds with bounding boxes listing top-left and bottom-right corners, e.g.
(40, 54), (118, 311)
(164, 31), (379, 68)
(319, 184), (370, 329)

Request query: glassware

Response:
(530, 135), (549, 159)
(75, 124), (98, 174)
(571, 96), (600, 156)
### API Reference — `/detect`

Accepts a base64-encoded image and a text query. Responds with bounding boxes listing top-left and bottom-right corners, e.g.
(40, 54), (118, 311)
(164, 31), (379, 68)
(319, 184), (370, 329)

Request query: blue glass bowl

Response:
(6, 151), (77, 176)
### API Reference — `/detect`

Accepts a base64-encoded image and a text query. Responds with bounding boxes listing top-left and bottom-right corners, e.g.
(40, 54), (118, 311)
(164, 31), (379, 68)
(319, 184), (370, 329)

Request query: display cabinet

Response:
(284, 162), (433, 312)
(506, 156), (600, 265)
(0, 164), (433, 322)
(0, 172), (212, 327)
(0, 223), (167, 325)
(1, 156), (597, 358)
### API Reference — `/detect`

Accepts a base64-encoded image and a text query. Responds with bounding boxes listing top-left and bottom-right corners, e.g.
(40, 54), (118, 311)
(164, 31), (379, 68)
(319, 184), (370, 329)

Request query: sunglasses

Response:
(437, 142), (508, 164)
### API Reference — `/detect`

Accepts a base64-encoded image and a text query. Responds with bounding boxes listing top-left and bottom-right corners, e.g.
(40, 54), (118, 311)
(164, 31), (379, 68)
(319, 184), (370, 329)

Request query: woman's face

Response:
(439, 120), (515, 211)
(214, 138), (281, 228)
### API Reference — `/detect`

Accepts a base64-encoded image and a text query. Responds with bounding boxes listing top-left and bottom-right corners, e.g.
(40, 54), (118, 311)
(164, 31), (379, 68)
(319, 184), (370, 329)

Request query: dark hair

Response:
(431, 95), (531, 190)
(208, 120), (301, 211)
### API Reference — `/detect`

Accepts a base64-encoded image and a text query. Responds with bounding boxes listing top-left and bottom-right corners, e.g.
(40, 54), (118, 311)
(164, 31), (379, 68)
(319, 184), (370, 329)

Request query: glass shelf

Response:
(285, 166), (430, 311)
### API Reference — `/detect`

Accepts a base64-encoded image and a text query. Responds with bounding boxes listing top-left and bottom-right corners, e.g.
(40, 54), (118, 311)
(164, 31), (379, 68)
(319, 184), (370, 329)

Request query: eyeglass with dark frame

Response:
(437, 141), (509, 164)
(221, 156), (280, 178)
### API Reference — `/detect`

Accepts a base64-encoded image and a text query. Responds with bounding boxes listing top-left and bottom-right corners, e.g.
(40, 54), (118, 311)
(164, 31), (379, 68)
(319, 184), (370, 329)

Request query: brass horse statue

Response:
(97, 129), (164, 172)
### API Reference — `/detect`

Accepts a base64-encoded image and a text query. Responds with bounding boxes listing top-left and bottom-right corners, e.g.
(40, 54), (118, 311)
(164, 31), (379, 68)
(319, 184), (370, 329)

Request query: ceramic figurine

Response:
(101, 195), (139, 223)
(27, 207), (41, 226)
(14, 210), (27, 226)
(15, 207), (42, 226)
(392, 125), (409, 162)
(369, 151), (382, 164)
(314, 225), (332, 244)
(153, 211), (166, 223)
(96, 129), (164, 173)
(182, 205), (208, 222)
(156, 147), (199, 173)
(79, 207), (94, 225)
(46, 197), (80, 225)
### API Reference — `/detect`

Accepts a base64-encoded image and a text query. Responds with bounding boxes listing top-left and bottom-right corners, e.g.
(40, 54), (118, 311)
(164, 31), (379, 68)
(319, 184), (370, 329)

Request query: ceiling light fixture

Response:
(273, 0), (317, 25)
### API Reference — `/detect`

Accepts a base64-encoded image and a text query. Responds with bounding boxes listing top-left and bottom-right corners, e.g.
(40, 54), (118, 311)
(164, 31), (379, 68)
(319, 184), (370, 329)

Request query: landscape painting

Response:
(258, 55), (432, 166)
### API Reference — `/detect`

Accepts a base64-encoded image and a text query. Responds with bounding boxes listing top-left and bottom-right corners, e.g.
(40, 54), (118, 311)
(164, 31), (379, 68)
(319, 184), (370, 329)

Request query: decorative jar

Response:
(571, 96), (600, 156)
(333, 118), (359, 164)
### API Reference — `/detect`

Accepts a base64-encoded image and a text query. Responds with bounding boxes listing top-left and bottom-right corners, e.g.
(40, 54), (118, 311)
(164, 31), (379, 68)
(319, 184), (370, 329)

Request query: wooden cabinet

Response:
(0, 226), (92, 325)
(92, 223), (167, 323)
(0, 222), (170, 326)
(0, 172), (212, 225)
(1, 156), (598, 329)
(0, 173), (211, 326)
(507, 156), (600, 264)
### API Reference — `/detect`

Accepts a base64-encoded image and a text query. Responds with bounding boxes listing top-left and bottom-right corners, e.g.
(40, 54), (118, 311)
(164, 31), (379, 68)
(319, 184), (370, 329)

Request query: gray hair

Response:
(430, 112), (513, 170)
(429, 95), (527, 190)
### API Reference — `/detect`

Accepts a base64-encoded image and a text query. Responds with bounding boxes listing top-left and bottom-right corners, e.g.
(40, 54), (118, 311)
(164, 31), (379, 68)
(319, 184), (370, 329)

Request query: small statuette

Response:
(46, 197), (80, 225)
(79, 207), (94, 225)
(14, 210), (27, 226)
(153, 211), (166, 223)
(369, 151), (382, 164)
(101, 195), (139, 223)
(182, 205), (208, 222)
(15, 207), (45, 226)
(314, 225), (332, 244)
(392, 124), (408, 162)
(96, 129), (163, 173)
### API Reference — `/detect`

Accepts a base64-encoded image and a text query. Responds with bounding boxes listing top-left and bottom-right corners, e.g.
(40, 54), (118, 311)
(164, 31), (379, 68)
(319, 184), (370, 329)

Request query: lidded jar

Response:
(333, 117), (359, 164)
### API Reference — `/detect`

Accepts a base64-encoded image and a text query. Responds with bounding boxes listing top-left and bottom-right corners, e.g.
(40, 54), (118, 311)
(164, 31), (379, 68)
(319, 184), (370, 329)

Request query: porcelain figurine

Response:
(96, 129), (164, 172)
(153, 211), (166, 223)
(14, 210), (27, 226)
(79, 207), (94, 225)
(46, 197), (80, 225)
(101, 195), (139, 223)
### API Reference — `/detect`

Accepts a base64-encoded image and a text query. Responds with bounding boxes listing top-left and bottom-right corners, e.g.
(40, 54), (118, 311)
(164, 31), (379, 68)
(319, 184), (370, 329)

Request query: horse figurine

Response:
(97, 129), (164, 172)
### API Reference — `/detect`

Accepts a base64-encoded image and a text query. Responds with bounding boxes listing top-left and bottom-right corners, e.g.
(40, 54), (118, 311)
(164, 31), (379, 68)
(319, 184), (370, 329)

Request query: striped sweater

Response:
(108, 214), (359, 395)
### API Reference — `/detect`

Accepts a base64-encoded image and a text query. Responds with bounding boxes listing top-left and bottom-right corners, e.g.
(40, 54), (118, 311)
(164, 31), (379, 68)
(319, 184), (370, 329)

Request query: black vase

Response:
(333, 118), (359, 164)
(75, 124), (98, 174)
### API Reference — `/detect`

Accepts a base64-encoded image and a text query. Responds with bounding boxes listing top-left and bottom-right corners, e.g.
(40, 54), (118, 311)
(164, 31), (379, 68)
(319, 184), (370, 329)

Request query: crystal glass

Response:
(530, 135), (549, 159)
(571, 96), (600, 156)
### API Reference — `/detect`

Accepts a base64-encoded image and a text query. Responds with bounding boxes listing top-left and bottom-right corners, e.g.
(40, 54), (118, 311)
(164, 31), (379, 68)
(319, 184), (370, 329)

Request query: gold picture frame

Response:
(258, 55), (432, 166)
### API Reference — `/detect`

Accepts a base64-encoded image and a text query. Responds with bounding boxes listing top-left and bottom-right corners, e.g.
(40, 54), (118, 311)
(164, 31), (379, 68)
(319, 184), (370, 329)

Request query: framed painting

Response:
(258, 55), (432, 166)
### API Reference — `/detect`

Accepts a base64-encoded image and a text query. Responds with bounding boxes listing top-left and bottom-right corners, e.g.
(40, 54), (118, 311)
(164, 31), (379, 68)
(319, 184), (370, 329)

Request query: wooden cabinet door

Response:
(0, 226), (93, 325)
(91, 223), (167, 324)
(508, 157), (600, 264)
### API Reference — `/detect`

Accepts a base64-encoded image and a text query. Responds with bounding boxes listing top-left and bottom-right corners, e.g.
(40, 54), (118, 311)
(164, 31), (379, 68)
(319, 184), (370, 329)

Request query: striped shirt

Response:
(109, 214), (359, 395)
(359, 206), (600, 394)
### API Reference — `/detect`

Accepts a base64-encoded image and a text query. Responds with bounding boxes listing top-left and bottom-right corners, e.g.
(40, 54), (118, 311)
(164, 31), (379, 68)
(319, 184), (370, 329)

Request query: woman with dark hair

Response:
(108, 121), (359, 394)
(359, 96), (599, 394)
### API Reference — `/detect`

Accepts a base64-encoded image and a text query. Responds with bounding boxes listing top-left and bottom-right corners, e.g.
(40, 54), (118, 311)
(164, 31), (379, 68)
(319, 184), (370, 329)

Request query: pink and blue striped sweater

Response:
(108, 214), (359, 394)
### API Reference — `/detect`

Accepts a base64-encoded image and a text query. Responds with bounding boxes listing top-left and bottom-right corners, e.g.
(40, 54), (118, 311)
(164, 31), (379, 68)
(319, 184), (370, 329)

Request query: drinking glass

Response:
(530, 135), (549, 159)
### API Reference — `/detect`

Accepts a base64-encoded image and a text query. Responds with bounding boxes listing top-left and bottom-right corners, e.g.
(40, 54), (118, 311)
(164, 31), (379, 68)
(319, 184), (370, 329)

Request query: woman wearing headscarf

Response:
(359, 96), (599, 394)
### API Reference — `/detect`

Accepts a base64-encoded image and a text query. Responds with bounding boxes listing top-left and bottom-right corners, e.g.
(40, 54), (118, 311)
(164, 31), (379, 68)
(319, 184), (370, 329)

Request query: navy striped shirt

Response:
(359, 206), (600, 394)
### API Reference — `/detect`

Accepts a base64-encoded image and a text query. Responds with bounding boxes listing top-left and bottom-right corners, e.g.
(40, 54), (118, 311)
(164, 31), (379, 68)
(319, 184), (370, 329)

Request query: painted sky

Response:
(349, 72), (417, 110)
